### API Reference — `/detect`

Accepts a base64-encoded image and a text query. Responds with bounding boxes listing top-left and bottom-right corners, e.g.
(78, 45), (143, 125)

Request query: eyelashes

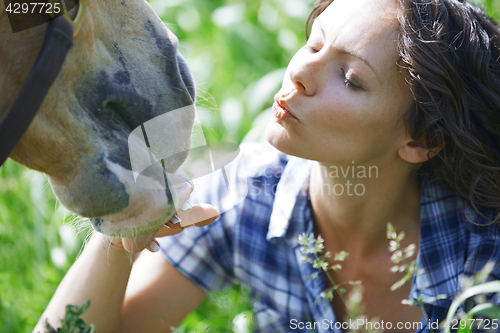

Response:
(341, 68), (361, 91)
(306, 44), (320, 53)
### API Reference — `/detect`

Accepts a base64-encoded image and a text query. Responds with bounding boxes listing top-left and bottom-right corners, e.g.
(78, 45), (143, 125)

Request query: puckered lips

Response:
(272, 98), (299, 121)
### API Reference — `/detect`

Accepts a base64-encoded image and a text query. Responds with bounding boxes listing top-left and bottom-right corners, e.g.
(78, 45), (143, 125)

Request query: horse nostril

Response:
(100, 97), (154, 132)
(100, 99), (135, 131)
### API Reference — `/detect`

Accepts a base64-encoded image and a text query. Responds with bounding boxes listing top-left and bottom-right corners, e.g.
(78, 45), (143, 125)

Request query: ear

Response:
(398, 134), (445, 164)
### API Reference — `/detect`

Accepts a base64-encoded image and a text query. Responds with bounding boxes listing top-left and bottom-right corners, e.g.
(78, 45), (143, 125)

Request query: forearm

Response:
(34, 232), (137, 333)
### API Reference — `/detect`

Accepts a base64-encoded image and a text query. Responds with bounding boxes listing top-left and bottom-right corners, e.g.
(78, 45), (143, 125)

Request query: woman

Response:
(36, 0), (500, 332)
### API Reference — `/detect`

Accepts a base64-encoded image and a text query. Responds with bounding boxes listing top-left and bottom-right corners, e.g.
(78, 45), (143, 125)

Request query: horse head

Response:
(0, 0), (196, 237)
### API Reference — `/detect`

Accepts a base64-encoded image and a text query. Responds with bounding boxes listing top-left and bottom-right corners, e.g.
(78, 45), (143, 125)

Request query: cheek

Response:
(311, 93), (364, 132)
(309, 93), (402, 151)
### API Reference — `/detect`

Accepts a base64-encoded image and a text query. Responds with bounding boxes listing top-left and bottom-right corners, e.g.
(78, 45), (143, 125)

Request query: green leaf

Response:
(387, 223), (395, 239)
(457, 314), (473, 333)
(317, 234), (324, 243)
(443, 281), (500, 333)
(467, 303), (500, 319)
(319, 288), (334, 303)
(324, 289), (334, 302)
(321, 262), (329, 271)
(334, 251), (348, 262)
(330, 264), (342, 272)
(306, 272), (319, 280)
(43, 300), (95, 333)
(403, 244), (416, 258)
(390, 251), (402, 264)
(389, 240), (399, 252)
(390, 271), (414, 291)
(457, 324), (473, 333)
(302, 256), (313, 263)
(348, 281), (362, 286)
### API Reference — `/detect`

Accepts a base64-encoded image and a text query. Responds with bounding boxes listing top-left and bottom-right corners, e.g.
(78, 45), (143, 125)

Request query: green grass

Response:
(1, 1), (499, 332)
(0, 159), (89, 332)
(0, 159), (254, 333)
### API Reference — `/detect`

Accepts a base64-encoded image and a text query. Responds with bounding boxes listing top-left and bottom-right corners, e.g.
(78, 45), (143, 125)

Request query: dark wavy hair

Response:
(307, 0), (500, 224)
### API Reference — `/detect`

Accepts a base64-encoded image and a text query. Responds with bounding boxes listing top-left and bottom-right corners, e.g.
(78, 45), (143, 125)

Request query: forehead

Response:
(315, 0), (401, 81)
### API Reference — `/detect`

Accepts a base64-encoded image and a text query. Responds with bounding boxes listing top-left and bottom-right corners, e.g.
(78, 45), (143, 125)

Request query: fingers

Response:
(119, 172), (216, 254)
(123, 201), (219, 253)
(146, 238), (161, 253)
(154, 220), (184, 238)
(177, 203), (220, 228)
(153, 203), (219, 239)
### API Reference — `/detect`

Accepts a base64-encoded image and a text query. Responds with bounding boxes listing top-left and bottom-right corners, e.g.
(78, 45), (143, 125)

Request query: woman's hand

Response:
(105, 170), (220, 254)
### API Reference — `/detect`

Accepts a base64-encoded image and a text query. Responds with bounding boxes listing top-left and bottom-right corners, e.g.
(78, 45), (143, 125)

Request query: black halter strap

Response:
(0, 16), (74, 167)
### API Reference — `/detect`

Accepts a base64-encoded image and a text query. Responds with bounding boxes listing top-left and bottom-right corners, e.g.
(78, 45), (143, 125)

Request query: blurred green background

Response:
(0, 0), (499, 332)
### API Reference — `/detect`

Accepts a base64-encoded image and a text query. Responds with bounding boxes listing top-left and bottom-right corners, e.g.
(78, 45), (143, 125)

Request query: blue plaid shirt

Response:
(158, 141), (500, 333)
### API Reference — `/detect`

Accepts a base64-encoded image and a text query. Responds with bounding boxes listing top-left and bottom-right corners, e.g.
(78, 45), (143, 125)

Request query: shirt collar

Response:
(266, 156), (312, 243)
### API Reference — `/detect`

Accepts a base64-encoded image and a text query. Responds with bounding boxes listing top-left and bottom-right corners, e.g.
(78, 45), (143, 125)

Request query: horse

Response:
(0, 0), (196, 238)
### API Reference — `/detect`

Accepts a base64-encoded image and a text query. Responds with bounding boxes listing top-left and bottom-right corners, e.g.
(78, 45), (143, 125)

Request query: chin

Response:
(265, 121), (302, 158)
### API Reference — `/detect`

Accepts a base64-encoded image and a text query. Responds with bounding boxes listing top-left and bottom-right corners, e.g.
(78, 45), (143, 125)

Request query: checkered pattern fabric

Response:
(158, 141), (500, 333)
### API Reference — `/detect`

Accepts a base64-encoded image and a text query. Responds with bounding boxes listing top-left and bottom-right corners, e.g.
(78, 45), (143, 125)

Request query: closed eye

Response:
(305, 43), (321, 53)
(341, 68), (361, 91)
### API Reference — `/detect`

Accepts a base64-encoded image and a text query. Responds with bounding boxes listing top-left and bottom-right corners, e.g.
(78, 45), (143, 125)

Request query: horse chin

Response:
(90, 160), (190, 238)
(47, 155), (191, 238)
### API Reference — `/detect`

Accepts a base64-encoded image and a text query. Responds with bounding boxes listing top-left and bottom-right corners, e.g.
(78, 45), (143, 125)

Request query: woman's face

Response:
(266, 0), (414, 167)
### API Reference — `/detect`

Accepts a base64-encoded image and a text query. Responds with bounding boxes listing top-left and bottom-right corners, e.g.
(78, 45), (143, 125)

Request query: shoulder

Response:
(459, 202), (500, 280)
(419, 176), (500, 293)
(410, 177), (500, 309)
(419, 175), (500, 241)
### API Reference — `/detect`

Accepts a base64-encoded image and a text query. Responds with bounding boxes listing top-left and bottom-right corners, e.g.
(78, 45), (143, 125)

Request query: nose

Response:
(288, 52), (321, 96)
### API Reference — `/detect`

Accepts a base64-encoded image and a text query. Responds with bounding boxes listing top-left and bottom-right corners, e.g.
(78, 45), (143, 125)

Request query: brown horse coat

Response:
(0, 0), (195, 237)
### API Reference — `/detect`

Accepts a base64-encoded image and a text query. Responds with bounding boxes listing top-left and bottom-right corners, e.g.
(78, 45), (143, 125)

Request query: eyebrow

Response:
(317, 20), (378, 78)
(339, 50), (376, 75)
